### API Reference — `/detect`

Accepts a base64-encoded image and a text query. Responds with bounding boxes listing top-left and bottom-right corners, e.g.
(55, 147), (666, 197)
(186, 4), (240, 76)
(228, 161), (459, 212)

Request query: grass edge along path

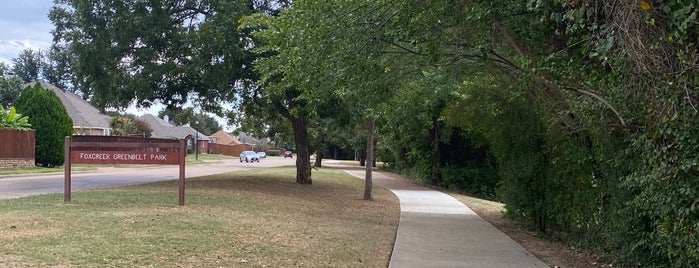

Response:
(0, 166), (399, 267)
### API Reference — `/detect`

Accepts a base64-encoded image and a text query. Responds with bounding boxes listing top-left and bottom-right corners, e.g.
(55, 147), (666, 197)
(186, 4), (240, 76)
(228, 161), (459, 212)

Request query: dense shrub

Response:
(265, 150), (281, 156)
(14, 83), (73, 167)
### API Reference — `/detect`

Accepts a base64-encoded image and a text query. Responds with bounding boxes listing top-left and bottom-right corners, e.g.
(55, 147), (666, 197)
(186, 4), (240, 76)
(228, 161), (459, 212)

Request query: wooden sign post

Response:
(64, 135), (191, 205)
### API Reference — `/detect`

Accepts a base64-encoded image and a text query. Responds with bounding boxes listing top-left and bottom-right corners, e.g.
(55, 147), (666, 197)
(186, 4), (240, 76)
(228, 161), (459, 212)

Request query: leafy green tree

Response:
(14, 84), (73, 167)
(110, 115), (152, 137)
(0, 62), (8, 75)
(158, 107), (222, 136)
(11, 48), (43, 83)
(0, 76), (24, 107)
(49, 0), (279, 112)
(42, 45), (76, 92)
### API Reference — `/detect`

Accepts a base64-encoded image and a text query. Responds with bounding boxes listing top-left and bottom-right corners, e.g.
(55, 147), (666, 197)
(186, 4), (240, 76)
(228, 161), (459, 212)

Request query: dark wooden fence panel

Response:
(210, 143), (249, 157)
(0, 129), (35, 168)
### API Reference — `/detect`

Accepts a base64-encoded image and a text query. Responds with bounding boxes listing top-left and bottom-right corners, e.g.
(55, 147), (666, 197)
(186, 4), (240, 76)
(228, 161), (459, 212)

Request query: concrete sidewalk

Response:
(327, 162), (547, 268)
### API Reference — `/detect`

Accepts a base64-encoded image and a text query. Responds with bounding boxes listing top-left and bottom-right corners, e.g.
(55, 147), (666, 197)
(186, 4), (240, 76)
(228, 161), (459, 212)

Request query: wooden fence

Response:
(0, 129), (35, 168)
(210, 143), (250, 157)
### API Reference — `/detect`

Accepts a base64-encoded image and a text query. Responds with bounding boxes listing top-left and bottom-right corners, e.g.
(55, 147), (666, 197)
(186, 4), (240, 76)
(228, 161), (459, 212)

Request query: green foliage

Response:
(14, 84), (73, 167)
(0, 62), (7, 75)
(49, 0), (259, 113)
(11, 48), (43, 83)
(265, 150), (280, 157)
(158, 107), (221, 136)
(110, 116), (152, 137)
(0, 75), (24, 107)
(0, 105), (32, 130)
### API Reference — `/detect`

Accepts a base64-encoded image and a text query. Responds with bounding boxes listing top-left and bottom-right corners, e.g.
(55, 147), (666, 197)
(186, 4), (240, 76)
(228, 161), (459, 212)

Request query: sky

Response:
(0, 1), (233, 131)
(0, 0), (53, 64)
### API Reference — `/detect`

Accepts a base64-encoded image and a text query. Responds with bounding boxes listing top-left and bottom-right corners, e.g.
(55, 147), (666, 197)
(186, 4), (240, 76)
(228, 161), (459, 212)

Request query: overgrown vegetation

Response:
(246, 1), (698, 266)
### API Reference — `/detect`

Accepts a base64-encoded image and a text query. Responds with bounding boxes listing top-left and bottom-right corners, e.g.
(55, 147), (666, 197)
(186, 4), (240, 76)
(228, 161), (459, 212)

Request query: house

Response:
(208, 130), (249, 156)
(138, 114), (211, 153)
(26, 80), (111, 135)
(210, 130), (243, 146)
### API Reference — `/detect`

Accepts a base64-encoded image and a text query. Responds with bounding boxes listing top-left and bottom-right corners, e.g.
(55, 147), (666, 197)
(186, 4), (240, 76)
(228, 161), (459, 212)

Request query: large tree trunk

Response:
(314, 129), (324, 168)
(314, 150), (323, 167)
(431, 117), (442, 185)
(358, 147), (366, 166)
(291, 115), (312, 184)
(272, 91), (312, 185)
(364, 116), (375, 200)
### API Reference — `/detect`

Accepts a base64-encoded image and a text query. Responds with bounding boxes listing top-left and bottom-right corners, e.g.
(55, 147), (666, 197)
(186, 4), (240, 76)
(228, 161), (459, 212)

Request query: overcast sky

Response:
(0, 0), (54, 64)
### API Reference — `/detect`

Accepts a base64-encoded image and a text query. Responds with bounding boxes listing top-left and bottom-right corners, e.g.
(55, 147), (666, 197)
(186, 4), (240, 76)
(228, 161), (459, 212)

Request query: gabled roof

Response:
(237, 131), (259, 145)
(25, 80), (110, 129)
(210, 130), (243, 145)
(138, 114), (209, 140)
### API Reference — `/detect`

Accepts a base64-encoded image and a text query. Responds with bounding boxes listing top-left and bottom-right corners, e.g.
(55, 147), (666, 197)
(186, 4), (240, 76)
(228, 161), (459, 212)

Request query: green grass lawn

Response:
(0, 167), (399, 267)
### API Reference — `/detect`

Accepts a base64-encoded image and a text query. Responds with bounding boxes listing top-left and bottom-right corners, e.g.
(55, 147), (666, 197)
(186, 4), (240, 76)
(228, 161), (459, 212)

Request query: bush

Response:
(14, 83), (73, 167)
(265, 150), (280, 156)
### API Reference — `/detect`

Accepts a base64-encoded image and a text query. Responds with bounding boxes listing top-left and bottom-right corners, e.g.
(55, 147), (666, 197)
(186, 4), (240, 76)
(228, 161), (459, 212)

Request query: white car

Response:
(256, 151), (267, 158)
(239, 151), (260, 163)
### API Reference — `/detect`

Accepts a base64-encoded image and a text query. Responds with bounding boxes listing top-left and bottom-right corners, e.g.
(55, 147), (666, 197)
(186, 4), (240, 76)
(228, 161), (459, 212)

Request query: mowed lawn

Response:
(0, 167), (399, 267)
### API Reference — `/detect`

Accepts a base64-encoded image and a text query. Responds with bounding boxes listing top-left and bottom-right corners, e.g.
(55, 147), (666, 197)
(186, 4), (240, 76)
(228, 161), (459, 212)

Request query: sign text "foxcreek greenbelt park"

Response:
(70, 151), (180, 165)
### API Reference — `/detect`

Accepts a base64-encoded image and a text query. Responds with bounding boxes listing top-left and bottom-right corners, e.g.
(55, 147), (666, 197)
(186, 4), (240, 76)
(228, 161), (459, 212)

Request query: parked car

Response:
(239, 151), (260, 163)
(284, 151), (293, 158)
(256, 151), (266, 158)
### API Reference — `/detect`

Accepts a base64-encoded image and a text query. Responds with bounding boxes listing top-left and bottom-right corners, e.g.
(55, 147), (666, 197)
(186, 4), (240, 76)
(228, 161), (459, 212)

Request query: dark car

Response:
(239, 151), (260, 163)
(284, 151), (293, 158)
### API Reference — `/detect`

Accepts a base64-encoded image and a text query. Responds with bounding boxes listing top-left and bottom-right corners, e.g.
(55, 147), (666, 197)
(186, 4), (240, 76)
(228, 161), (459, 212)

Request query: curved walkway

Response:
(326, 162), (547, 268)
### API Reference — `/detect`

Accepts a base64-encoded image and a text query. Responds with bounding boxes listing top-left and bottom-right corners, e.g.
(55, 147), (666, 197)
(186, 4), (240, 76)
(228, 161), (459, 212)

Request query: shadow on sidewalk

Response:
(322, 163), (427, 191)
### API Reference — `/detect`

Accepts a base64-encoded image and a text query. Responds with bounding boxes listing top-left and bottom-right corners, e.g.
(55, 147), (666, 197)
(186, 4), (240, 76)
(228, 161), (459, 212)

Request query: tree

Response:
(110, 115), (152, 137)
(0, 76), (24, 107)
(14, 83), (73, 167)
(0, 62), (8, 75)
(11, 48), (43, 83)
(158, 107), (222, 136)
(243, 0), (397, 188)
(42, 45), (75, 92)
(49, 0), (278, 113)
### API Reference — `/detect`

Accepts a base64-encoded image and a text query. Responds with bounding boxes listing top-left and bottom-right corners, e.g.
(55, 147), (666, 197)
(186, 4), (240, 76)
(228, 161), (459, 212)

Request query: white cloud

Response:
(0, 0), (54, 64)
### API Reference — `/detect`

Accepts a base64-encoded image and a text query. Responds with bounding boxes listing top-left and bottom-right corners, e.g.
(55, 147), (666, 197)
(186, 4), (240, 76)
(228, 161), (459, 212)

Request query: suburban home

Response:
(209, 130), (243, 146)
(208, 130), (249, 157)
(26, 80), (111, 135)
(138, 114), (210, 153)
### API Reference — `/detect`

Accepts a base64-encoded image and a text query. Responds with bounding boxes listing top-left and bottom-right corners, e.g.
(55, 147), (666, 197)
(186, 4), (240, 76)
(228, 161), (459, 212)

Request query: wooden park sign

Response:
(63, 135), (191, 205)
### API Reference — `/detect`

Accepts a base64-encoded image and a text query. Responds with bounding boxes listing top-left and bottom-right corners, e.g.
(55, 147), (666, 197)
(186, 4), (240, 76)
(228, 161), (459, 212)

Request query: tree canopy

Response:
(49, 0), (274, 112)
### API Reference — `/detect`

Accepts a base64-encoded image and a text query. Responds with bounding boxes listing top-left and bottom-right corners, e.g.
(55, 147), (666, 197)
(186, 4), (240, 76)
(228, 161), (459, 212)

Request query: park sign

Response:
(64, 135), (190, 205)
(71, 151), (179, 165)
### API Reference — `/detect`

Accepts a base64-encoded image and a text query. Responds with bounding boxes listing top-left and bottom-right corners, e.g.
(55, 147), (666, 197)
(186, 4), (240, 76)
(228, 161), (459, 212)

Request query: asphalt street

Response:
(0, 156), (295, 200)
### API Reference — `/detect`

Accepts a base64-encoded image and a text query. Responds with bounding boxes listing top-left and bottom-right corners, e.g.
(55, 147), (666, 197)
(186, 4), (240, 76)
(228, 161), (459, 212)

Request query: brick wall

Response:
(0, 159), (35, 169)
